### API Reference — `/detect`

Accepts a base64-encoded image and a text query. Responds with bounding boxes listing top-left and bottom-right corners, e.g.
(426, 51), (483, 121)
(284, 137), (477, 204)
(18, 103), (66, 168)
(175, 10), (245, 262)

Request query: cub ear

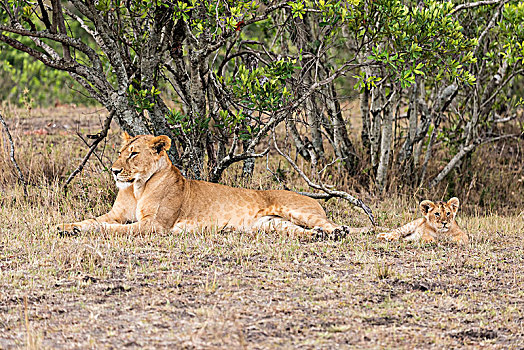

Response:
(419, 200), (435, 216)
(150, 135), (171, 153)
(447, 197), (460, 214)
(121, 131), (132, 142)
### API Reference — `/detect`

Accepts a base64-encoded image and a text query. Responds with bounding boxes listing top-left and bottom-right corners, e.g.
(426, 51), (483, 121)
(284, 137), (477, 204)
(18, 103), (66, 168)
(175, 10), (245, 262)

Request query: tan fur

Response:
(377, 198), (468, 244)
(58, 133), (371, 240)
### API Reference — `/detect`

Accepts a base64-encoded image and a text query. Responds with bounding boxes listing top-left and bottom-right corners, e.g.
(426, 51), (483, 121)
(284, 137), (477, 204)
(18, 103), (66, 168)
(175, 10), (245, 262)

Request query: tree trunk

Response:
(369, 89), (383, 169)
(398, 80), (419, 164)
(326, 82), (358, 173)
(360, 87), (371, 151)
(287, 117), (311, 161)
(305, 92), (324, 159)
(376, 94), (394, 192)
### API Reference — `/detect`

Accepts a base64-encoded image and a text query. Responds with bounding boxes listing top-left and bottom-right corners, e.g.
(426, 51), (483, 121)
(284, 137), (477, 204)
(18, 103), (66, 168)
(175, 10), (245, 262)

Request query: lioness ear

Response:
(447, 197), (460, 214)
(150, 135), (171, 153)
(121, 131), (132, 142)
(419, 200), (435, 216)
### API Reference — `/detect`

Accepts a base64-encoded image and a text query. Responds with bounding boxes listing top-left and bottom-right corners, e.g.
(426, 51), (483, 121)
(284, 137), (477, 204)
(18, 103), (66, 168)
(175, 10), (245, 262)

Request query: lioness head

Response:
(419, 197), (460, 233)
(111, 132), (171, 189)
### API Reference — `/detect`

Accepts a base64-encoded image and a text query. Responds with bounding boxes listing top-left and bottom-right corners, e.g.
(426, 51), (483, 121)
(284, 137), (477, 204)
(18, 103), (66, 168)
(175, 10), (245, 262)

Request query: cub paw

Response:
(371, 226), (390, 233)
(377, 232), (396, 241)
(57, 224), (81, 237)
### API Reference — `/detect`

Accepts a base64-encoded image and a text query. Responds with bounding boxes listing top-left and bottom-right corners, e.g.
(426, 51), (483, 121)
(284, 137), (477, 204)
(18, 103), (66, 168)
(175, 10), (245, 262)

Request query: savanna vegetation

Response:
(0, 0), (523, 348)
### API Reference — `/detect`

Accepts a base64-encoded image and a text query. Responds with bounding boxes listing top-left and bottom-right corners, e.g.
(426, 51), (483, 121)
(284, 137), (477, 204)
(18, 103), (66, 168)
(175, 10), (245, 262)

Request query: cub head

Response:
(111, 132), (171, 189)
(419, 197), (460, 233)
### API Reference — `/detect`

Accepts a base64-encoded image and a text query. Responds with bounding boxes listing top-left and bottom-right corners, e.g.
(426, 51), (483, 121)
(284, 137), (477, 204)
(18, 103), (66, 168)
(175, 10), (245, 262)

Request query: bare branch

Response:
(36, 0), (53, 31)
(209, 142), (270, 183)
(0, 25), (97, 59)
(64, 110), (115, 189)
(492, 114), (516, 123)
(0, 32), (75, 71)
(50, 0), (72, 61)
(239, 61), (371, 156)
(428, 134), (521, 188)
(203, 1), (290, 57)
(480, 67), (524, 113)
(69, 0), (129, 94)
(451, 0), (506, 14)
(272, 131), (376, 226)
(472, 0), (507, 57)
(0, 110), (27, 197)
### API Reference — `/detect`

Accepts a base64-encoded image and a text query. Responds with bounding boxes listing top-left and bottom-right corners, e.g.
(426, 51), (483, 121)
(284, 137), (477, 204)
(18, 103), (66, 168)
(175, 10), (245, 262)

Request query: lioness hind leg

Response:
(274, 207), (372, 241)
(273, 206), (338, 232)
(251, 216), (369, 242)
(251, 216), (342, 241)
(251, 216), (310, 237)
(251, 215), (335, 241)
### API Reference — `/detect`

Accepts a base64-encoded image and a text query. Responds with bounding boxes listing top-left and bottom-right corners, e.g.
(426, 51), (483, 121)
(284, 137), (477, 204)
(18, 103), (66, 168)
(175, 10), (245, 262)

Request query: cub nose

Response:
(112, 168), (122, 176)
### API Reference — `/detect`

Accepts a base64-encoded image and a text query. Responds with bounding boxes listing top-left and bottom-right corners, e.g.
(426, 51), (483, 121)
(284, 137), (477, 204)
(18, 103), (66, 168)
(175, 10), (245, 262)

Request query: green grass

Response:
(0, 107), (523, 348)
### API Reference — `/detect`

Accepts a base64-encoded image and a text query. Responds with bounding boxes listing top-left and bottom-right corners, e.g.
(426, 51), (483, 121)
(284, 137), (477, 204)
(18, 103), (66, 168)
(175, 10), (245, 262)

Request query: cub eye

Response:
(129, 151), (139, 158)
(447, 212), (451, 216)
(434, 212), (440, 217)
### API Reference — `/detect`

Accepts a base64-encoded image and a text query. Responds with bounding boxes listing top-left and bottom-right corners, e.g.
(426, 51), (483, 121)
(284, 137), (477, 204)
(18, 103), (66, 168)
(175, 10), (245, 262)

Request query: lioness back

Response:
(179, 181), (328, 230)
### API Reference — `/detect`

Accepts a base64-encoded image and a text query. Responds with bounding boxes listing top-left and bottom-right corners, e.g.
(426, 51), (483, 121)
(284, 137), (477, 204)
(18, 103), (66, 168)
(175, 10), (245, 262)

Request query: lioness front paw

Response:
(57, 224), (81, 237)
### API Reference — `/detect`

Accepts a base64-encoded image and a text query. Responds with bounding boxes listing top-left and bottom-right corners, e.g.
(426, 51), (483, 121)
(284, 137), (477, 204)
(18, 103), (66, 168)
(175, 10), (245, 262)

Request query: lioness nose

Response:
(112, 168), (122, 176)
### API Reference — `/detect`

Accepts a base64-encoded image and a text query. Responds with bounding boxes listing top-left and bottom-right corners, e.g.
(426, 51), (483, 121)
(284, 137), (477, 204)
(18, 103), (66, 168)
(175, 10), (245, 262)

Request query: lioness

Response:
(58, 133), (370, 240)
(377, 197), (468, 244)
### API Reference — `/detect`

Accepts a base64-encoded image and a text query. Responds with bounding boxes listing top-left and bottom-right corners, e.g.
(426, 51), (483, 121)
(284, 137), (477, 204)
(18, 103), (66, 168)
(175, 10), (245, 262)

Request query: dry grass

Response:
(0, 107), (523, 349)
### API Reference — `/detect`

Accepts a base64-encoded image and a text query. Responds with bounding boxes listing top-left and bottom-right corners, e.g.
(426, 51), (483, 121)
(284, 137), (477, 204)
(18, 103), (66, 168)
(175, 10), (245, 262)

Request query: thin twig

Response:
(64, 110), (114, 189)
(0, 110), (28, 197)
(75, 130), (105, 166)
(450, 0), (505, 14)
(272, 131), (376, 226)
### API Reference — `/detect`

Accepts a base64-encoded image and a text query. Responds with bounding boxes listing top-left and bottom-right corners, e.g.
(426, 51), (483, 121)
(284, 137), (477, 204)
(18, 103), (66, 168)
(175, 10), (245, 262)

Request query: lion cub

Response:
(377, 197), (468, 244)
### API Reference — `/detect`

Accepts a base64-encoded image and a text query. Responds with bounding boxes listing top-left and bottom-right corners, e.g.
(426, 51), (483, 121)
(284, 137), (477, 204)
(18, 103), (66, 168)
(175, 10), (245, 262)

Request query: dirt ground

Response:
(0, 107), (523, 349)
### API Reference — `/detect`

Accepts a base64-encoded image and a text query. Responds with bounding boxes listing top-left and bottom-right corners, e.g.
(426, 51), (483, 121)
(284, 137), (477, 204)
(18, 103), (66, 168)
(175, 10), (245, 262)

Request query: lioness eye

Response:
(434, 212), (440, 217)
(129, 151), (139, 158)
(447, 212), (451, 216)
